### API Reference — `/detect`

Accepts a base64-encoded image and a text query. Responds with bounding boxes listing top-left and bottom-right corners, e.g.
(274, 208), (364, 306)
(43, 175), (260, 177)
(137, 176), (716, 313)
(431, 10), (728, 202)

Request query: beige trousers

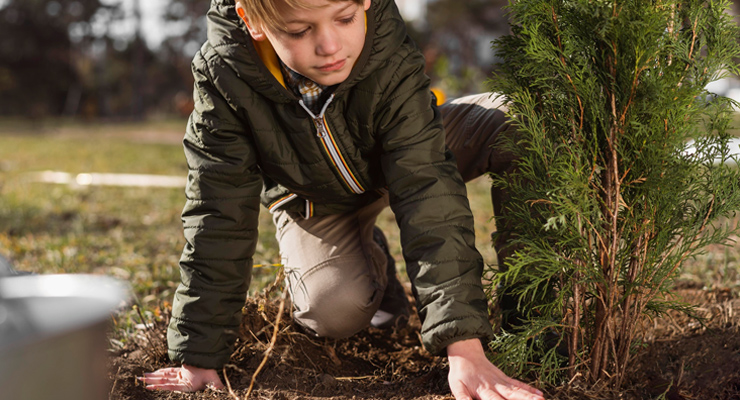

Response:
(273, 93), (514, 338)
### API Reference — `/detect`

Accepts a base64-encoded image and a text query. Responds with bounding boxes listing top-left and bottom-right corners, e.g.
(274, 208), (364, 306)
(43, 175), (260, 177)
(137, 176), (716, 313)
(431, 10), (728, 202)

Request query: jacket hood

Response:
(204, 0), (408, 102)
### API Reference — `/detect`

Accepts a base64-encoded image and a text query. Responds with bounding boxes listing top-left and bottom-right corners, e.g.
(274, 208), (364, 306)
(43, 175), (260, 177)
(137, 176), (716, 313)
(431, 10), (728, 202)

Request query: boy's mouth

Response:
(317, 59), (346, 72)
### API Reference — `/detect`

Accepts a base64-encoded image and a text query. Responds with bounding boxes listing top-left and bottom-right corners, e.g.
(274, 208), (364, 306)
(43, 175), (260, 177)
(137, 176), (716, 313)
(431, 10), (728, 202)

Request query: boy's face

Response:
(239, 0), (371, 86)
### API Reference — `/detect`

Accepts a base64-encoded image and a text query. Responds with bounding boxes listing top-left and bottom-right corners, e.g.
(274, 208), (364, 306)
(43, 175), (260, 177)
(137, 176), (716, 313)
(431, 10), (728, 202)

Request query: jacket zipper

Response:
(299, 95), (365, 194)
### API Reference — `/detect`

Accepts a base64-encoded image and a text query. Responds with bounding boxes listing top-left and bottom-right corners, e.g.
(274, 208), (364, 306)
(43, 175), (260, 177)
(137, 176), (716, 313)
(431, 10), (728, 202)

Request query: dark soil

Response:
(625, 286), (740, 400)
(109, 285), (740, 400)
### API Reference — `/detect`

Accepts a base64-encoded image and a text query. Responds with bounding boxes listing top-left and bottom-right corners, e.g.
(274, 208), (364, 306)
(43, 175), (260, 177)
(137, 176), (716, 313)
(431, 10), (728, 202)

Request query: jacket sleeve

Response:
(167, 50), (262, 369)
(376, 49), (494, 356)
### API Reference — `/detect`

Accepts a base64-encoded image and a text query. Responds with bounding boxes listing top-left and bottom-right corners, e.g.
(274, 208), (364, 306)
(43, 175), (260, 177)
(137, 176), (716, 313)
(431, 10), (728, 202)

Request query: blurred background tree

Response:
(0, 0), (209, 120)
(0, 0), (110, 117)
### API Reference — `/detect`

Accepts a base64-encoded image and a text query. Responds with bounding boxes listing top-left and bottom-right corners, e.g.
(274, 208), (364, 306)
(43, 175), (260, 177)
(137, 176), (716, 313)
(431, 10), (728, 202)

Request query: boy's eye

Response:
(339, 14), (357, 25)
(288, 29), (309, 39)
(283, 9), (358, 38)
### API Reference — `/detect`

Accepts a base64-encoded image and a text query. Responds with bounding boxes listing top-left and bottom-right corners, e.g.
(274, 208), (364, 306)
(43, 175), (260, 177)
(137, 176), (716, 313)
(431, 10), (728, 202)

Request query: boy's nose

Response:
(315, 27), (342, 56)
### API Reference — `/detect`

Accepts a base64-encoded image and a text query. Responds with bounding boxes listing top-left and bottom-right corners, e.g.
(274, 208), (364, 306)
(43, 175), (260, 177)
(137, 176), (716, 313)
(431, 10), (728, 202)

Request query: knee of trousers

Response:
(289, 259), (383, 339)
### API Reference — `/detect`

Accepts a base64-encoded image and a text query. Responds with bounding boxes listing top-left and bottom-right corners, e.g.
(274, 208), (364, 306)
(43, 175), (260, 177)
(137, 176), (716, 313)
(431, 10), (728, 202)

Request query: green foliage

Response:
(488, 0), (740, 387)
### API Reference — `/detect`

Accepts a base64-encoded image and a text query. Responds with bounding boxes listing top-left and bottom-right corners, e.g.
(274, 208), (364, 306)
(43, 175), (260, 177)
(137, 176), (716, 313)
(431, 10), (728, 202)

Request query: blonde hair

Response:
(237, 0), (364, 32)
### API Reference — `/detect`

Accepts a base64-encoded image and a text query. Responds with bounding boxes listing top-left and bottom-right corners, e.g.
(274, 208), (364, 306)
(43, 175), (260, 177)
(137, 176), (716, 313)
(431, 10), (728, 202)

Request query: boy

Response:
(142, 0), (545, 399)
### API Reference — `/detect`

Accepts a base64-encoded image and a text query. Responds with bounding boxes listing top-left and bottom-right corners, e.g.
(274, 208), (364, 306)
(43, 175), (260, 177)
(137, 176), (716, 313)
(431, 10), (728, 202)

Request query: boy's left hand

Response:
(447, 338), (545, 400)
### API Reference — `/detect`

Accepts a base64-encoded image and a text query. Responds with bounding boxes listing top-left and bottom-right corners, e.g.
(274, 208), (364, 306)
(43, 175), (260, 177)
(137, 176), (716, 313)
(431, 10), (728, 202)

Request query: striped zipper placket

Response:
(305, 199), (313, 217)
(268, 193), (298, 213)
(268, 193), (313, 218)
(299, 95), (365, 194)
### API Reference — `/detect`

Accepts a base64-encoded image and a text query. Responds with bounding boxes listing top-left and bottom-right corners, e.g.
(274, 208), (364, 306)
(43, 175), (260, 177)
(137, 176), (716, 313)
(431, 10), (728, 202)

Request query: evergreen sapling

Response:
(487, 0), (740, 388)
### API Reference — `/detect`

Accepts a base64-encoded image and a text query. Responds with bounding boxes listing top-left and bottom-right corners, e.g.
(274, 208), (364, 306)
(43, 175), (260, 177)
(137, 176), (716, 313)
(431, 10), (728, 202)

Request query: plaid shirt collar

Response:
(280, 61), (328, 114)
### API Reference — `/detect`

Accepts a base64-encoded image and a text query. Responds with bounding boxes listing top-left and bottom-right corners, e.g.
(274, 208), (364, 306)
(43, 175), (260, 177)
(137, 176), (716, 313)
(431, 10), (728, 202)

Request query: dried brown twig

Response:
(223, 366), (241, 400)
(245, 287), (289, 398)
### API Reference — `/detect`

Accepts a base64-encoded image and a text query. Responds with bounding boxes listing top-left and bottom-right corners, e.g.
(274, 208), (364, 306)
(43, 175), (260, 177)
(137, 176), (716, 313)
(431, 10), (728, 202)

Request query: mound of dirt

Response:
(110, 292), (452, 400)
(109, 285), (740, 400)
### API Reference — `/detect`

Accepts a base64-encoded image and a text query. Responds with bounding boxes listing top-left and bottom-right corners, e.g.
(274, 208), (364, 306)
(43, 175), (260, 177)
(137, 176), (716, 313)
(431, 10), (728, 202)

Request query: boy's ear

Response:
(363, 0), (371, 11)
(235, 3), (267, 41)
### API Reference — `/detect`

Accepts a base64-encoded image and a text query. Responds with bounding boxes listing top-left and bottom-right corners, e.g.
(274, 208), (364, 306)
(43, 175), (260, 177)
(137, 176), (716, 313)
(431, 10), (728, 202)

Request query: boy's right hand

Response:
(447, 339), (545, 400)
(139, 364), (225, 392)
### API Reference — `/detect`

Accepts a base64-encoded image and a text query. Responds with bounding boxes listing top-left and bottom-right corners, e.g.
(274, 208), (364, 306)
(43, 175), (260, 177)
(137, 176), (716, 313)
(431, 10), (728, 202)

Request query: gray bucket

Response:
(0, 274), (130, 400)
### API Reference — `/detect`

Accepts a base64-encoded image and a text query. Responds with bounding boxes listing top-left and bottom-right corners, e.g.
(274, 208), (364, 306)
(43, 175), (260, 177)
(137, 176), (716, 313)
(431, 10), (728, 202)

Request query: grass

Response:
(0, 120), (499, 340)
(1, 116), (738, 344)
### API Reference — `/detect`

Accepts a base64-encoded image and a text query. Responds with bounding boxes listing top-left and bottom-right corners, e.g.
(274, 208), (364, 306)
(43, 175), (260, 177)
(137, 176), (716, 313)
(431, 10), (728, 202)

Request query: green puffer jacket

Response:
(168, 0), (494, 369)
